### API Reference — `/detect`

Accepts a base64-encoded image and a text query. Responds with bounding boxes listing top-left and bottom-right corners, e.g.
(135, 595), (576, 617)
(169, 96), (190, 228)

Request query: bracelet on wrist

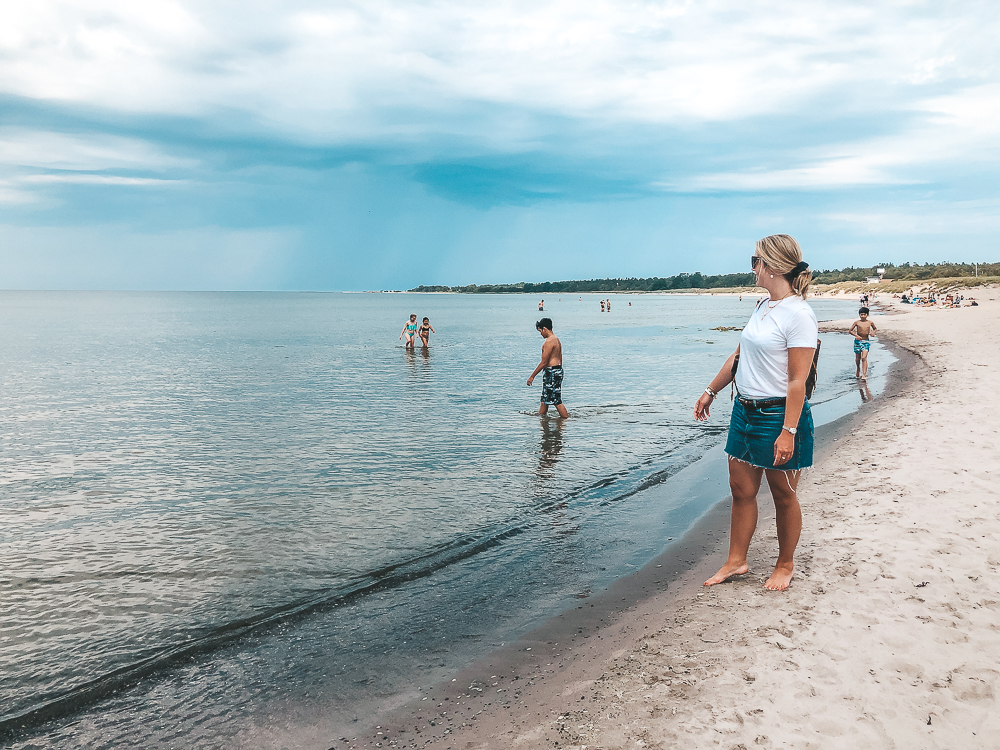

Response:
(704, 386), (718, 398)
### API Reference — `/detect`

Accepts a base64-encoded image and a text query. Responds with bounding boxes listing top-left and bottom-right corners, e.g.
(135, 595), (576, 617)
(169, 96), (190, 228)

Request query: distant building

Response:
(866, 267), (888, 284)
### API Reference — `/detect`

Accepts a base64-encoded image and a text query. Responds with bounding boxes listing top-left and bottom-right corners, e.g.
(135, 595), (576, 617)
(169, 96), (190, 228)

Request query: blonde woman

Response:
(693, 234), (817, 591)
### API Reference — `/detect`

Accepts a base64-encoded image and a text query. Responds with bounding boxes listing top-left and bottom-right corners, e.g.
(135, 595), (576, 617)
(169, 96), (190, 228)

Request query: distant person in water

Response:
(418, 317), (435, 347)
(527, 318), (569, 418)
(600, 300), (605, 313)
(399, 314), (418, 348)
(538, 299), (544, 311)
(849, 307), (878, 380)
(606, 298), (612, 312)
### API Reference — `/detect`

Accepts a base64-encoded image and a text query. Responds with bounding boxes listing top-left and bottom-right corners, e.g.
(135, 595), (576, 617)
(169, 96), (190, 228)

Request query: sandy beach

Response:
(358, 289), (1000, 750)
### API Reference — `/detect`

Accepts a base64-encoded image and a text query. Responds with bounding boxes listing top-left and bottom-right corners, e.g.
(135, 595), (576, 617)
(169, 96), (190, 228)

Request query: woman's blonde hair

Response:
(756, 234), (812, 299)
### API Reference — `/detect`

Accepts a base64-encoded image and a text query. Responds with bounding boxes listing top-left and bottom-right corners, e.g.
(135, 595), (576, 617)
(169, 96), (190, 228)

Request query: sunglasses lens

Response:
(751, 256), (759, 268)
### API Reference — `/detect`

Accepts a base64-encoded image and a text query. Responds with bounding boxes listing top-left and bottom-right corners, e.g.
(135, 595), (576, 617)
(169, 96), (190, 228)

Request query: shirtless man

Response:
(526, 318), (569, 418)
(849, 307), (878, 380)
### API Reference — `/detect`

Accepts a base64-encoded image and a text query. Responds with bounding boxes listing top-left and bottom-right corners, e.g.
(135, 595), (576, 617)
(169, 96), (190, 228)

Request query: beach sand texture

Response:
(365, 291), (1000, 750)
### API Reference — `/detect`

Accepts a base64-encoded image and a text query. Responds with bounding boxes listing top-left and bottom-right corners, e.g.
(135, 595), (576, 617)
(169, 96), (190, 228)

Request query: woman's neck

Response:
(758, 274), (794, 300)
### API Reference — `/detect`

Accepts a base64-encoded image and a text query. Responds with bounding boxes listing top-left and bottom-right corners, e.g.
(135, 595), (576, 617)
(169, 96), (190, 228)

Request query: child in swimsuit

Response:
(849, 307), (878, 380)
(418, 317), (435, 347)
(400, 314), (418, 348)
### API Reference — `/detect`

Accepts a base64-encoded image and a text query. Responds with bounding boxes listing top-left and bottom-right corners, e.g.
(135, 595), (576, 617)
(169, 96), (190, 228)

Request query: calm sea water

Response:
(0, 291), (887, 748)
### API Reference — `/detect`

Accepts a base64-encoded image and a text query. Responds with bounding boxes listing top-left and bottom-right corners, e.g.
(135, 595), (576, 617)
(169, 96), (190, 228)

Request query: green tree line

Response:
(409, 261), (1000, 293)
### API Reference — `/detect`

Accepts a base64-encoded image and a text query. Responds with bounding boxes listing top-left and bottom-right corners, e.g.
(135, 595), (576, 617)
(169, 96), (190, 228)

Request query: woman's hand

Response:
(694, 392), (714, 421)
(773, 430), (795, 466)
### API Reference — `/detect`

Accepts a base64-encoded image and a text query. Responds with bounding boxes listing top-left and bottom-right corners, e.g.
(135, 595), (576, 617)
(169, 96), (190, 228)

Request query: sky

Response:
(1, 0), (999, 291)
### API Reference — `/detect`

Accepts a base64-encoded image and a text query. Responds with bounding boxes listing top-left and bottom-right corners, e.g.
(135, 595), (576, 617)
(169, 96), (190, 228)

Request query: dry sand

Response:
(356, 290), (1000, 750)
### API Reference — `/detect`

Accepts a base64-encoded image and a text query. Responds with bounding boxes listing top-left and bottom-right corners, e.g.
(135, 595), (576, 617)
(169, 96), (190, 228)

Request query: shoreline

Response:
(349, 320), (919, 748)
(373, 289), (1000, 749)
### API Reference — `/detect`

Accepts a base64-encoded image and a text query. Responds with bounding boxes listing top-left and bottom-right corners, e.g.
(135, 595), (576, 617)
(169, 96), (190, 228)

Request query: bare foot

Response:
(704, 562), (750, 586)
(764, 564), (794, 591)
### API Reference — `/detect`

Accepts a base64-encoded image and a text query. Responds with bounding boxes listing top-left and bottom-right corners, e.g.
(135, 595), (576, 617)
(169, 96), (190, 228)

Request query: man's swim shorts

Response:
(541, 366), (564, 405)
(854, 339), (870, 354)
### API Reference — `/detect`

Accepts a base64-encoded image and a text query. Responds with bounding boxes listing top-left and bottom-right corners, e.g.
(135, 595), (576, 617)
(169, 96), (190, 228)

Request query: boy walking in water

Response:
(849, 307), (878, 380)
(527, 318), (569, 418)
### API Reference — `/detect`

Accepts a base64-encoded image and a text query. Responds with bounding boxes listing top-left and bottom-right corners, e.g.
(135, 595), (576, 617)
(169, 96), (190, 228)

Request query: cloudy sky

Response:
(2, 0), (998, 290)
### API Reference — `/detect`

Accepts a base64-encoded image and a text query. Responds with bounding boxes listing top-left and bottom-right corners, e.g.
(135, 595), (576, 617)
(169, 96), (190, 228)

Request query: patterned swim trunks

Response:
(541, 366), (564, 405)
(854, 339), (870, 354)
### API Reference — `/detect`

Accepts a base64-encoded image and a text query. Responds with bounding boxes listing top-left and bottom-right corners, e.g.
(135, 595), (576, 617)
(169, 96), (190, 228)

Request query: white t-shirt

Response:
(736, 296), (818, 399)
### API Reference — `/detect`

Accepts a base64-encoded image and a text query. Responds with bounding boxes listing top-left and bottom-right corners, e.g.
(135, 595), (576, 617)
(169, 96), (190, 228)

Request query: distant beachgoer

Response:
(400, 314), (418, 348)
(538, 299), (544, 311)
(606, 299), (612, 312)
(694, 234), (817, 592)
(600, 300), (605, 313)
(850, 308), (877, 380)
(628, 301), (632, 306)
(527, 317), (569, 418)
(418, 317), (435, 347)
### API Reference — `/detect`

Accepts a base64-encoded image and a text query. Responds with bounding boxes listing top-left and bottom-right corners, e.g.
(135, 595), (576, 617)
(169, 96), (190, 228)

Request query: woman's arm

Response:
(693, 345), (740, 421)
(773, 347), (814, 465)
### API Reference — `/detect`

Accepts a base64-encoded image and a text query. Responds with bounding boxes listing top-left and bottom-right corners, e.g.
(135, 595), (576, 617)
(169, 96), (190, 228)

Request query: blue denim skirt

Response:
(725, 398), (814, 471)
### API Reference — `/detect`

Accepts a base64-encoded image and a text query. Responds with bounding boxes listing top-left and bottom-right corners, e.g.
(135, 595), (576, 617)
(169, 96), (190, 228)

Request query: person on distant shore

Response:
(849, 308), (877, 380)
(418, 317), (435, 347)
(399, 314), (418, 348)
(694, 234), (818, 592)
(527, 317), (569, 418)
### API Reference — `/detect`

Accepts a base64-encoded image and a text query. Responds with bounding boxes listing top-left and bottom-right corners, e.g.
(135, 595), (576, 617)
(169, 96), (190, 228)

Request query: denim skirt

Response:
(725, 398), (814, 471)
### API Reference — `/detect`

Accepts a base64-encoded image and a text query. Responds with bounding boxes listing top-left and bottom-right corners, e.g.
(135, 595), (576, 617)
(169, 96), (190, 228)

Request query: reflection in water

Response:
(403, 345), (431, 378)
(858, 381), (873, 403)
(537, 417), (564, 481)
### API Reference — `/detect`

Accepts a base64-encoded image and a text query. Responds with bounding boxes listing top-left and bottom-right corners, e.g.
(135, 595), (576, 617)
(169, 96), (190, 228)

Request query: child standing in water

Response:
(849, 307), (878, 380)
(418, 317), (435, 347)
(399, 314), (418, 348)
(527, 318), (569, 418)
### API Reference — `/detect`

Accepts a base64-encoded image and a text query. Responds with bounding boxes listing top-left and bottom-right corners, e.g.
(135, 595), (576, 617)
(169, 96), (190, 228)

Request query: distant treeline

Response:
(409, 262), (1000, 294)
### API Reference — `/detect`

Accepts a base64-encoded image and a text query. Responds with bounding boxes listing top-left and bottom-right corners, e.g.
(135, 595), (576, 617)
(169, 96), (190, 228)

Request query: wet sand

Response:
(350, 290), (1000, 750)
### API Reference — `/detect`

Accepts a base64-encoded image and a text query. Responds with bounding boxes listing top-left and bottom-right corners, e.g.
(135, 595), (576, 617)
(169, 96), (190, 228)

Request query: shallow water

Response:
(0, 292), (887, 747)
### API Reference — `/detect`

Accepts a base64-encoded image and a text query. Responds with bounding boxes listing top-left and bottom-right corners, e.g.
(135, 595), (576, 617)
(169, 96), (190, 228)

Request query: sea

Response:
(0, 291), (890, 748)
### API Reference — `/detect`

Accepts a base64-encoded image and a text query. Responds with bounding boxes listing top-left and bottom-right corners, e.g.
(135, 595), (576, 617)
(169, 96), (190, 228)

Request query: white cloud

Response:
(822, 200), (1000, 236)
(1, 0), (998, 142)
(21, 174), (184, 186)
(666, 158), (916, 192)
(0, 129), (197, 172)
(662, 79), (1000, 192)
